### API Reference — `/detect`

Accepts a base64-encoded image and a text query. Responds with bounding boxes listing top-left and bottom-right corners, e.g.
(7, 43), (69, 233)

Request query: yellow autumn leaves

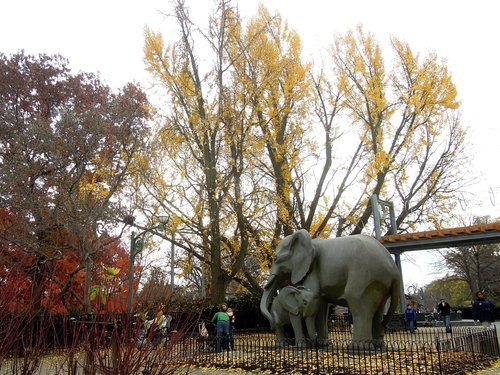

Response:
(138, 1), (465, 295)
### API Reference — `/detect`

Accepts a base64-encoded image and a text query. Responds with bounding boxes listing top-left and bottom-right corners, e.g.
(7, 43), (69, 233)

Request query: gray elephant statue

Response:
(270, 285), (320, 345)
(260, 229), (400, 348)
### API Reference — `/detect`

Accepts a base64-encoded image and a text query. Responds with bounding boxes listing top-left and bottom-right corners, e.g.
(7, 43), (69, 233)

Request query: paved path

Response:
(472, 359), (500, 375)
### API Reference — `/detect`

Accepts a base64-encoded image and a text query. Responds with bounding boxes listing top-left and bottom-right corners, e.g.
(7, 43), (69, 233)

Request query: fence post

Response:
(315, 337), (320, 375)
(492, 326), (500, 356)
(435, 337), (443, 375)
(470, 329), (476, 366)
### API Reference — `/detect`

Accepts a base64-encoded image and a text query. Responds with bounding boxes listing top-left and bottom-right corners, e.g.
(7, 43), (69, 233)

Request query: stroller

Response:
(197, 319), (216, 352)
(137, 314), (171, 348)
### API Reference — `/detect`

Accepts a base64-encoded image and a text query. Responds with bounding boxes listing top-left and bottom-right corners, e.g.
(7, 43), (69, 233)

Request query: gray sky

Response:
(2, 0), (499, 288)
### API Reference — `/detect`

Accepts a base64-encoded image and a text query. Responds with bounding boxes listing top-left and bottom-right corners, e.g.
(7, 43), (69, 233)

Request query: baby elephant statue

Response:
(270, 285), (320, 346)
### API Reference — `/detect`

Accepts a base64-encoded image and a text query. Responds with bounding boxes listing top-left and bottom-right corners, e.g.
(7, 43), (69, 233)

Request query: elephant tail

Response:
(382, 278), (400, 329)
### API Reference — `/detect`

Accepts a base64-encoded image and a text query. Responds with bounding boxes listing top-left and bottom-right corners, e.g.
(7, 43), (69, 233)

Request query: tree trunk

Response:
(210, 274), (230, 305)
(83, 254), (93, 313)
(30, 255), (46, 311)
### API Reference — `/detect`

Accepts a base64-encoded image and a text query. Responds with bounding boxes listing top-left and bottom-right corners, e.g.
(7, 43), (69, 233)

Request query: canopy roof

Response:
(380, 222), (500, 253)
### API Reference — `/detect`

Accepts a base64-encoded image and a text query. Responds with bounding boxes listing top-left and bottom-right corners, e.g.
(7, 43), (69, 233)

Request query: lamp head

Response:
(158, 214), (170, 225)
(135, 237), (144, 252)
(157, 214), (169, 232)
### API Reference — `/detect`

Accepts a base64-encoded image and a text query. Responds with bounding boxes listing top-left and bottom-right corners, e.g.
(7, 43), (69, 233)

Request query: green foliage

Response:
(442, 216), (500, 304)
(226, 292), (262, 311)
(423, 276), (470, 308)
(89, 285), (107, 304)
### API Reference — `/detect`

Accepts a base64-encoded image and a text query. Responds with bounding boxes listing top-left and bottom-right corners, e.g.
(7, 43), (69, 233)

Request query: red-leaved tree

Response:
(0, 51), (150, 313)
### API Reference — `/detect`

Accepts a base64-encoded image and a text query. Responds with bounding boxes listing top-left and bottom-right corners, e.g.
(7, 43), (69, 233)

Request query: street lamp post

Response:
(169, 232), (175, 303)
(127, 214), (169, 313)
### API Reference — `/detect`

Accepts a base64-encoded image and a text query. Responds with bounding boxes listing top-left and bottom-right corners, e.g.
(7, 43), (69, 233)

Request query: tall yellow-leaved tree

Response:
(141, 1), (468, 302)
(307, 26), (466, 237)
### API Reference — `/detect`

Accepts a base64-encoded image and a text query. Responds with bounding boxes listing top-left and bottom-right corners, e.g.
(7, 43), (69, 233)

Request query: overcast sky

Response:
(2, 0), (499, 288)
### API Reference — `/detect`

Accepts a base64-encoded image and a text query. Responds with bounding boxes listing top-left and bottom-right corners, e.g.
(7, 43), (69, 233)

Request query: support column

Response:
(393, 252), (407, 313)
(371, 194), (406, 313)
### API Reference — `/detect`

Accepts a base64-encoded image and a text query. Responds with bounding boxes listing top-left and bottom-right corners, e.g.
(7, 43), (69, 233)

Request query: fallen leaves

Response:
(189, 345), (497, 374)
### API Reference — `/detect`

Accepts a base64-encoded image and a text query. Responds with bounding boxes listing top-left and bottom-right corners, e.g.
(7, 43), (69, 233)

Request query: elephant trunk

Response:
(260, 274), (278, 326)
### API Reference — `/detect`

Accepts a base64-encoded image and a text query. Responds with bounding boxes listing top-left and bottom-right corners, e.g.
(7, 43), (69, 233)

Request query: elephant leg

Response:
(349, 299), (375, 348)
(365, 289), (391, 347)
(314, 300), (329, 345)
(371, 306), (385, 348)
(275, 324), (286, 347)
(305, 317), (317, 345)
(289, 315), (306, 346)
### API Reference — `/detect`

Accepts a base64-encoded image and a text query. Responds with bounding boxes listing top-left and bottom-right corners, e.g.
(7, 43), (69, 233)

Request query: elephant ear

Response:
(290, 229), (314, 285)
(279, 286), (300, 316)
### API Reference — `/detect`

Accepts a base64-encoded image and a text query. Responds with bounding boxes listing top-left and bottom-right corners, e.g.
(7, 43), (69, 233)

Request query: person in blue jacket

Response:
(404, 303), (417, 334)
(473, 291), (496, 327)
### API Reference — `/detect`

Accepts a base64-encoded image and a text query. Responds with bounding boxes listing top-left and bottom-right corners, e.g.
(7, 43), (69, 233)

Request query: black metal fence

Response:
(178, 326), (498, 374)
(0, 313), (498, 374)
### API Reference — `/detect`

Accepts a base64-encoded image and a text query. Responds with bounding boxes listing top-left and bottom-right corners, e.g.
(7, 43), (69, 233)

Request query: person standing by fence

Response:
(212, 304), (230, 352)
(147, 307), (169, 346)
(404, 303), (417, 334)
(473, 291), (496, 327)
(437, 298), (452, 333)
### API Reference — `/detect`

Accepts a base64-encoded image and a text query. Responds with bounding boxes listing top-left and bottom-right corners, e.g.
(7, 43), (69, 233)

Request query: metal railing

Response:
(0, 313), (497, 374)
(186, 326), (499, 374)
